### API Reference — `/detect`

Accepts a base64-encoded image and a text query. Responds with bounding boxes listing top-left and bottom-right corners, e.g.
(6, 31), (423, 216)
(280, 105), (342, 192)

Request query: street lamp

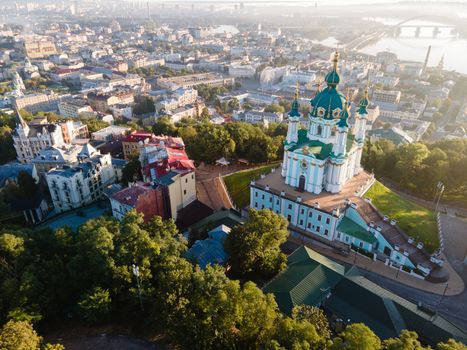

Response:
(132, 263), (144, 312)
(434, 181), (444, 213)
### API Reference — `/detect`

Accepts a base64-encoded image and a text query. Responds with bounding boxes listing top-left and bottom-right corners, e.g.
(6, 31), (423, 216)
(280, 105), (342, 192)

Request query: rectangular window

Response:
(299, 219), (303, 225)
(316, 226), (320, 233)
(326, 218), (330, 224)
(307, 222), (311, 229)
(359, 242), (363, 248)
(324, 229), (329, 236)
(255, 192), (258, 197)
(262, 194), (265, 200)
(337, 232), (341, 239)
(183, 190), (187, 195)
(300, 208), (304, 215)
(288, 204), (292, 210)
(287, 215), (292, 221)
(276, 199), (279, 205)
(309, 212), (313, 217)
(318, 215), (322, 221)
(254, 202), (258, 208)
(269, 197), (272, 203)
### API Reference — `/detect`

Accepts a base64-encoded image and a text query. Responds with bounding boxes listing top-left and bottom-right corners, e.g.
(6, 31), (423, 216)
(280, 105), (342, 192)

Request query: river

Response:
(358, 18), (467, 75)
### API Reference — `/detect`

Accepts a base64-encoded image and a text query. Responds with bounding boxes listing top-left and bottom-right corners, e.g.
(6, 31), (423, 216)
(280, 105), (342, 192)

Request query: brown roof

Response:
(111, 182), (155, 207)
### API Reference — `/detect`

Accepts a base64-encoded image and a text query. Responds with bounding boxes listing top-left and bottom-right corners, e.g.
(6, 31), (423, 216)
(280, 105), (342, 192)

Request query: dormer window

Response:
(332, 108), (341, 119)
(317, 107), (325, 117)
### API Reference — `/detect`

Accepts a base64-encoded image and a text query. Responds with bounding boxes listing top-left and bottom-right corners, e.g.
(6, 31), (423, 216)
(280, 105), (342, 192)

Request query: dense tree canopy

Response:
(362, 139), (467, 206)
(0, 210), (464, 349)
(225, 209), (289, 280)
(151, 117), (285, 164)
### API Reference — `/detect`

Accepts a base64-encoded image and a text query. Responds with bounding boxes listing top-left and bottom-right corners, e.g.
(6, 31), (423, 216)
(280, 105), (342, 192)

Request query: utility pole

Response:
(132, 264), (144, 312)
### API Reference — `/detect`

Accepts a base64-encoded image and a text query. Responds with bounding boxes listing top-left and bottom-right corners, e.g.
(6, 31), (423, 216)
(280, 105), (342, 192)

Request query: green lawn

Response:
(224, 164), (278, 209)
(365, 181), (439, 253)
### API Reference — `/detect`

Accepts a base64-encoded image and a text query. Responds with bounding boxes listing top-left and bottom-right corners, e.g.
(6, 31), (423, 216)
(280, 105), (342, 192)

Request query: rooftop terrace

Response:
(253, 167), (374, 212)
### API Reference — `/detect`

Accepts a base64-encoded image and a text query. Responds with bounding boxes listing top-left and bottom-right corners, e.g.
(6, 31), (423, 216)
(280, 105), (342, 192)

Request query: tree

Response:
(121, 155), (142, 185)
(17, 171), (38, 198)
(152, 117), (178, 136)
(242, 103), (253, 111)
(0, 126), (16, 165)
(382, 330), (428, 350)
(79, 117), (109, 133)
(133, 95), (155, 115)
(228, 97), (240, 111)
(292, 305), (331, 339)
(225, 209), (288, 280)
(77, 287), (112, 325)
(437, 339), (467, 350)
(0, 320), (41, 350)
(200, 107), (210, 120)
(264, 103), (285, 113)
(271, 316), (326, 350)
(332, 323), (382, 350)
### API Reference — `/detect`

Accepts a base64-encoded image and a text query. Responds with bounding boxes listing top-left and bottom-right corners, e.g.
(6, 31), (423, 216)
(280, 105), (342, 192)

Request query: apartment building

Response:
(157, 73), (234, 90)
(46, 144), (116, 213)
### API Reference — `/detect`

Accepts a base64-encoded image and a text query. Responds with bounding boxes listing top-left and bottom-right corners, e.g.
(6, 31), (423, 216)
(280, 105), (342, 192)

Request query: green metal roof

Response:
(263, 246), (345, 314)
(337, 217), (377, 244)
(310, 86), (345, 120)
(287, 129), (334, 160)
(263, 246), (467, 345)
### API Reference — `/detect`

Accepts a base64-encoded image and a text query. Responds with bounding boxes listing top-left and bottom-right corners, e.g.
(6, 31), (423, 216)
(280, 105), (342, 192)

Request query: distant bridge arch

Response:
(394, 15), (456, 27)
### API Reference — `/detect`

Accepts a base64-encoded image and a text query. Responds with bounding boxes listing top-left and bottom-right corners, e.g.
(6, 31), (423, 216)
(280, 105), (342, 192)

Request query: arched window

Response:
(317, 125), (323, 136)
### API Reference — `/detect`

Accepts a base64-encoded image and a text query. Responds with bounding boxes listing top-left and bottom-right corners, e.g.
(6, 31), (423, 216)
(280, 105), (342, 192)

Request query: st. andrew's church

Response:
(282, 51), (369, 194)
(249, 52), (444, 280)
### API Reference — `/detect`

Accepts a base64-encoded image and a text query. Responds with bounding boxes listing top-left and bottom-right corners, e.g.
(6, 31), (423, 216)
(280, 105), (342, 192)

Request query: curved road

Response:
(361, 213), (467, 331)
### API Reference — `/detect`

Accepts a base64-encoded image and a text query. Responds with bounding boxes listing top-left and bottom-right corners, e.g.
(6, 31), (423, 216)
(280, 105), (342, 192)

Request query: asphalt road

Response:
(58, 334), (166, 350)
(361, 213), (467, 332)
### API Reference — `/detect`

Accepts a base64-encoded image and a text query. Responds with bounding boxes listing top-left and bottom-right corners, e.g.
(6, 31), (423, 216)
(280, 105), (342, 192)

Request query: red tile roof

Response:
(111, 182), (154, 207)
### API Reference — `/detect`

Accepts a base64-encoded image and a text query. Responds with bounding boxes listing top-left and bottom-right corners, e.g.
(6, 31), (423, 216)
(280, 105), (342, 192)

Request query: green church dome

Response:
(325, 70), (340, 86)
(289, 94), (301, 118)
(310, 51), (345, 120)
(357, 87), (370, 115)
(310, 86), (345, 119)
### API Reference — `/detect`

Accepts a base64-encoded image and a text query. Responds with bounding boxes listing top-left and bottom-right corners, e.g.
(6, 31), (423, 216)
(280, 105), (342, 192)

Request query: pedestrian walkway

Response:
(288, 235), (465, 296)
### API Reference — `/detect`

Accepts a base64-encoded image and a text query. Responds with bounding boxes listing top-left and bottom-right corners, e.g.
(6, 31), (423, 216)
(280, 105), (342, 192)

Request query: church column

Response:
(281, 151), (288, 177)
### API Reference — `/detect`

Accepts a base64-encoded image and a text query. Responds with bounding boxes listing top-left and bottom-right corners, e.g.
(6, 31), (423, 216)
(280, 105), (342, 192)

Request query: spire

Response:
(15, 108), (28, 129)
(358, 86), (370, 115)
(315, 79), (322, 94)
(338, 96), (350, 128)
(332, 50), (339, 71)
(288, 82), (301, 118)
(325, 51), (340, 87)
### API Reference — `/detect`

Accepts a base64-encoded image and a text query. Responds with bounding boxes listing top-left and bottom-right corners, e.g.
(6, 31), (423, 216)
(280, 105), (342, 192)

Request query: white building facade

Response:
(46, 145), (116, 213)
(13, 112), (65, 163)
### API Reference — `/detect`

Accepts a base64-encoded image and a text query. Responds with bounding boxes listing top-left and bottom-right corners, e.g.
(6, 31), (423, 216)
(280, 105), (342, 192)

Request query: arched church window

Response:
(317, 107), (325, 117)
(317, 125), (323, 136)
(332, 108), (341, 119)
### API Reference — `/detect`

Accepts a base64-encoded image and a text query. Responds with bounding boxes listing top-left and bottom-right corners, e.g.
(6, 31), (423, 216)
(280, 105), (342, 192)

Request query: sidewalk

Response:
(288, 235), (465, 297)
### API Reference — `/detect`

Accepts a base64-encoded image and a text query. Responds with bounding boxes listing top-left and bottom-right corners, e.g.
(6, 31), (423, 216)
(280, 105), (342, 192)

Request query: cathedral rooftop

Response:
(252, 168), (374, 212)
